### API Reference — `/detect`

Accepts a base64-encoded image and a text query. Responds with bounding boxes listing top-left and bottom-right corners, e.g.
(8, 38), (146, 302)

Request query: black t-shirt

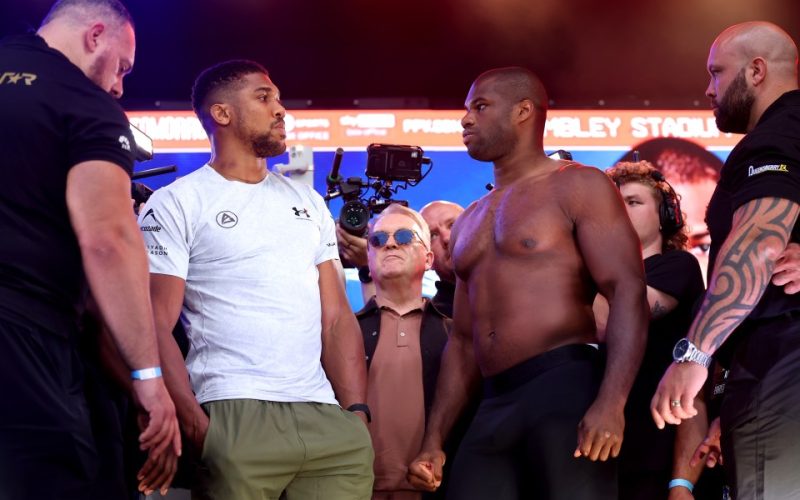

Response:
(706, 89), (800, 320)
(621, 250), (705, 472)
(430, 279), (455, 318)
(0, 34), (135, 336)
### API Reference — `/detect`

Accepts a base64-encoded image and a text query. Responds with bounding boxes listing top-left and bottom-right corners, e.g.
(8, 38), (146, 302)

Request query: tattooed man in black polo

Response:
(651, 21), (800, 500)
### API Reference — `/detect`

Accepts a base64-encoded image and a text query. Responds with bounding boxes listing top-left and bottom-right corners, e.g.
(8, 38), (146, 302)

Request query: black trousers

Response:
(720, 314), (800, 500)
(0, 319), (112, 499)
(445, 344), (617, 500)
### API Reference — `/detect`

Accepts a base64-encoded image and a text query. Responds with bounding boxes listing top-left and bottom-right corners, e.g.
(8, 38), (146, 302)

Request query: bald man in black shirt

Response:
(0, 1), (178, 497)
(652, 22), (800, 499)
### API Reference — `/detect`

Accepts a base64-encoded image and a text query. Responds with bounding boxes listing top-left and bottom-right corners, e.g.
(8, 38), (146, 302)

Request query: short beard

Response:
(86, 51), (112, 92)
(250, 133), (285, 158)
(466, 128), (514, 163)
(714, 69), (755, 134)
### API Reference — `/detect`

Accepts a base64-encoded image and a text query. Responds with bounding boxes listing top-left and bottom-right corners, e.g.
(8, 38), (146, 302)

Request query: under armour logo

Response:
(216, 210), (239, 228)
(292, 207), (310, 218)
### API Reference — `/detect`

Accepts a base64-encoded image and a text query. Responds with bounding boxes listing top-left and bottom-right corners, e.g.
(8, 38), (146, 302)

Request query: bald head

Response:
(474, 67), (549, 114)
(37, 0), (136, 98)
(40, 0), (133, 31)
(420, 200), (464, 283)
(713, 22), (798, 81)
(706, 22), (799, 133)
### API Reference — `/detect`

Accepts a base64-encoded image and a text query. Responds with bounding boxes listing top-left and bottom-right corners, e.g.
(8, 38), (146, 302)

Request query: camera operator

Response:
(0, 1), (179, 498)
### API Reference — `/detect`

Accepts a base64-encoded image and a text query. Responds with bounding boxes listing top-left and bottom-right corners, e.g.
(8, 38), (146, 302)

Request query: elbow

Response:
(77, 224), (135, 264)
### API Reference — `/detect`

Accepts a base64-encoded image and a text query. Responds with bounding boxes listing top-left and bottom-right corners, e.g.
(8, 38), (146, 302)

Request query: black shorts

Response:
(446, 344), (616, 500)
(0, 319), (104, 499)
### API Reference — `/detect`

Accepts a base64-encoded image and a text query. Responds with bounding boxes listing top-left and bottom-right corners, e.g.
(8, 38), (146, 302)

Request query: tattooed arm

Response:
(651, 197), (799, 428)
(690, 197), (799, 351)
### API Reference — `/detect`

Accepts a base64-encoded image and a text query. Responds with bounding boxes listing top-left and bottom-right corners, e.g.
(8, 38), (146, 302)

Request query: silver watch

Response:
(672, 338), (712, 368)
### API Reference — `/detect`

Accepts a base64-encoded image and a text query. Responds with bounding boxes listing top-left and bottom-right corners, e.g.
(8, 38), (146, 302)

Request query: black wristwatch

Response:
(347, 403), (372, 423)
(672, 338), (712, 368)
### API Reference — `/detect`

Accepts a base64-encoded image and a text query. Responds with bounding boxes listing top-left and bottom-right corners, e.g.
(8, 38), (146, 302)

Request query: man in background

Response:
(420, 201), (464, 318)
(356, 204), (451, 499)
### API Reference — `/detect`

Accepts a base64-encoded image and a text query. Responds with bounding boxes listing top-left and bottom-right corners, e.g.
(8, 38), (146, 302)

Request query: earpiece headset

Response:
(630, 150), (684, 235)
(649, 170), (684, 235)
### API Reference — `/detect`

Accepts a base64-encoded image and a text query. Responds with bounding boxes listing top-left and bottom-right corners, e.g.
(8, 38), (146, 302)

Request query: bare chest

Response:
(453, 187), (573, 279)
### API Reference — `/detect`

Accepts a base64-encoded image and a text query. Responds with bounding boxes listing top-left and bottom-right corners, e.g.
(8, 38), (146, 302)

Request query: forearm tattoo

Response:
(692, 197), (799, 352)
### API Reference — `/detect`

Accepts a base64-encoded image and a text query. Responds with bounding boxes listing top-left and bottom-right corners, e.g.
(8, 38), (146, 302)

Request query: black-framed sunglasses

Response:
(368, 228), (428, 250)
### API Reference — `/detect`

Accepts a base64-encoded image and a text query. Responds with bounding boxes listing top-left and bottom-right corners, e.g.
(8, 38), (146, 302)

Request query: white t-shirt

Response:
(139, 165), (339, 405)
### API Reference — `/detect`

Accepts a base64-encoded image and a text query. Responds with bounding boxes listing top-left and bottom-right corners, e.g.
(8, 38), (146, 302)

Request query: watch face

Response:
(673, 338), (690, 358)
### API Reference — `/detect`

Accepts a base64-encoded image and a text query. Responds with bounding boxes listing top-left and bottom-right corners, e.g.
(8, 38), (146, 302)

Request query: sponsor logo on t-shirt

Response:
(0, 72), (36, 86)
(292, 206), (311, 220)
(748, 164), (788, 177)
(146, 244), (168, 256)
(140, 208), (162, 232)
(119, 135), (131, 152)
(216, 211), (238, 228)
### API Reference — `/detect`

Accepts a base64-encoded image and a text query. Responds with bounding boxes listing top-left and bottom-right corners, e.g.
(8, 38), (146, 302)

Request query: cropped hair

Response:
(191, 59), (269, 133)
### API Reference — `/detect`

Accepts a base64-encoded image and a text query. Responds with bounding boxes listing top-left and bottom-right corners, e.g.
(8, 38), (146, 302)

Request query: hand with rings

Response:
(650, 362), (708, 429)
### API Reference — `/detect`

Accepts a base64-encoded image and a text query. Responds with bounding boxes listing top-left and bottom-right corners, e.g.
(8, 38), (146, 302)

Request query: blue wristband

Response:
(131, 367), (162, 380)
(668, 478), (694, 492)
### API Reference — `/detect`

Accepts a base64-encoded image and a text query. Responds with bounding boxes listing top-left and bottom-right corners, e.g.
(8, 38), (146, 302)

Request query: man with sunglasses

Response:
(408, 67), (648, 499)
(355, 204), (452, 499)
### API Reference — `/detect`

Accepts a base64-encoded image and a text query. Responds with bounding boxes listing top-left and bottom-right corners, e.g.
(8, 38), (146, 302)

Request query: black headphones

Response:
(649, 170), (684, 236)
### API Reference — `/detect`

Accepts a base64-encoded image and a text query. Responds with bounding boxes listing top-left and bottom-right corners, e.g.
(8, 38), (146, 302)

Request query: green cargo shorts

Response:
(193, 399), (374, 500)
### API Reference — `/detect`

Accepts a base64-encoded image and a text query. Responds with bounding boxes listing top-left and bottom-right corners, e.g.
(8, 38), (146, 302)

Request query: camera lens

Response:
(340, 200), (370, 236)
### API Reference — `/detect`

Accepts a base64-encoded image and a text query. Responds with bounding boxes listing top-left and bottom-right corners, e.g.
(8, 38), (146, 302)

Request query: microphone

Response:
(327, 148), (344, 189)
(131, 165), (177, 180)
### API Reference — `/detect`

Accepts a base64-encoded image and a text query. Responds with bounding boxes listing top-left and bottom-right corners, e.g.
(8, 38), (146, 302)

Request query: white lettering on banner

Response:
(129, 116), (208, 141)
(402, 118), (463, 134)
(295, 131), (331, 140)
(545, 117), (622, 139)
(284, 114), (331, 133)
(345, 128), (389, 137)
(340, 114), (396, 129)
(630, 116), (720, 139)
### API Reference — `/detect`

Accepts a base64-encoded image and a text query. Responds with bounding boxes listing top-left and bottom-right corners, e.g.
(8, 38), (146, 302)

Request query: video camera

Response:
(325, 143), (432, 236)
(128, 123), (176, 208)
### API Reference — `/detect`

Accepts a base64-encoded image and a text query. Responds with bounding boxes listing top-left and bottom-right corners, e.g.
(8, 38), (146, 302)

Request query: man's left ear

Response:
(425, 251), (434, 271)
(515, 99), (534, 124)
(750, 57), (767, 86)
(84, 23), (106, 53)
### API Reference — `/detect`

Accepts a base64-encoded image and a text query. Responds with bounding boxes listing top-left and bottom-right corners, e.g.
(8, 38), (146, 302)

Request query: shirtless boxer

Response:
(407, 67), (649, 500)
